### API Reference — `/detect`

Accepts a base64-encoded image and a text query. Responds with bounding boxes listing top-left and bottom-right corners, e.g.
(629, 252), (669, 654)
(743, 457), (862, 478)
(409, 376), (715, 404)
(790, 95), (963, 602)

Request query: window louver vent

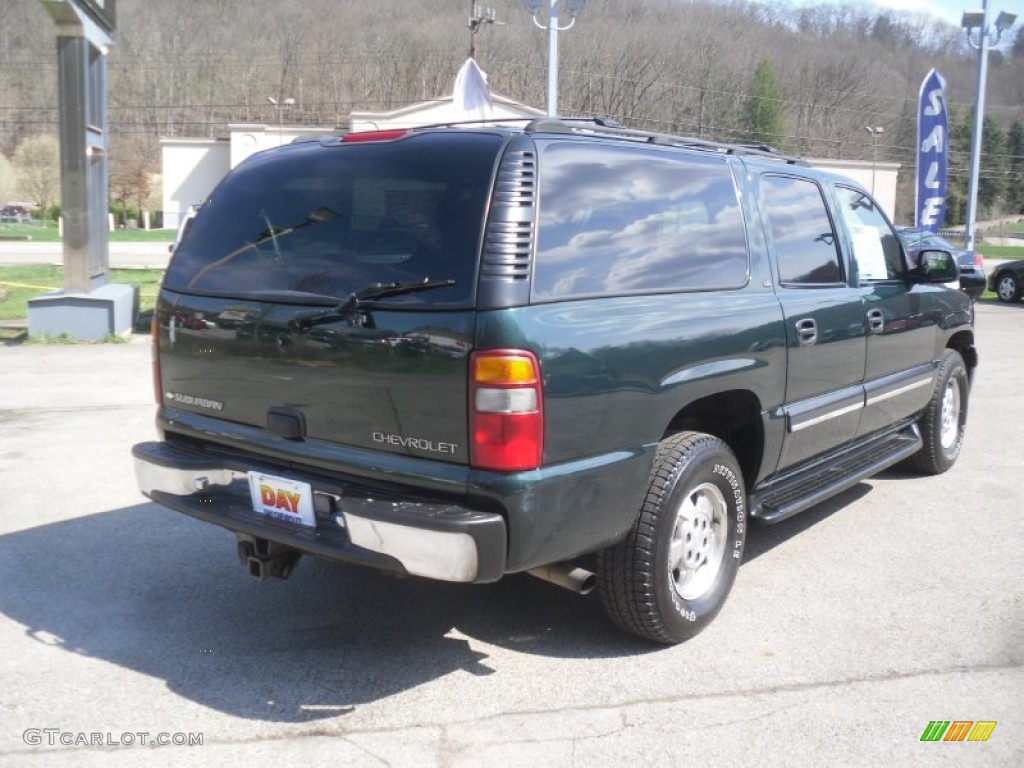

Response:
(481, 150), (536, 282)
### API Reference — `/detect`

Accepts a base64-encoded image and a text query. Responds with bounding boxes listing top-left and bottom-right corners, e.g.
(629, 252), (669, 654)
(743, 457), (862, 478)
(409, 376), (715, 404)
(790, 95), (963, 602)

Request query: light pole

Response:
(865, 126), (884, 195)
(961, 2), (1017, 251)
(521, 0), (587, 117)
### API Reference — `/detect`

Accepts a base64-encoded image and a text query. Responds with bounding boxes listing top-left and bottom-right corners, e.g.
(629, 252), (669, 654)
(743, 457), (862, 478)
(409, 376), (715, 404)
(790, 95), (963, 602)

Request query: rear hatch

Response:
(157, 130), (507, 466)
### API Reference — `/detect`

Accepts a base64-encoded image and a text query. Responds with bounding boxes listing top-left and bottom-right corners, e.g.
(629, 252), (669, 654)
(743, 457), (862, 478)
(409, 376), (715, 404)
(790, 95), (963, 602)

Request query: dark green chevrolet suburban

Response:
(133, 119), (976, 643)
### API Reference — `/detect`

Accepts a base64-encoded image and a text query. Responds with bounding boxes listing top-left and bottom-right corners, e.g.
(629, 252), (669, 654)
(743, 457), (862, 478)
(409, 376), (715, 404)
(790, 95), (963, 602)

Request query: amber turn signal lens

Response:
(473, 355), (537, 385)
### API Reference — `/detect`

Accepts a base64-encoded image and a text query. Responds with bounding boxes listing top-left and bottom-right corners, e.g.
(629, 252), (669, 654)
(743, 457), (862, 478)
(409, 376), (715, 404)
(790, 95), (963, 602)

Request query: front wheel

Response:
(597, 432), (746, 644)
(994, 271), (1020, 303)
(906, 349), (968, 475)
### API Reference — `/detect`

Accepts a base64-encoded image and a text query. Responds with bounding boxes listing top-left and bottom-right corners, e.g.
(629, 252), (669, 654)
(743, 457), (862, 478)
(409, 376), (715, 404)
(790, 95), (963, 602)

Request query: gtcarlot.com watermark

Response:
(23, 729), (203, 748)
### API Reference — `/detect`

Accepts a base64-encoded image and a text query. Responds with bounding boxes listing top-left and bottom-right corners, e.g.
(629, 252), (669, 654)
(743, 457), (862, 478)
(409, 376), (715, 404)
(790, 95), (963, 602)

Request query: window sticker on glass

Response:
(848, 223), (889, 281)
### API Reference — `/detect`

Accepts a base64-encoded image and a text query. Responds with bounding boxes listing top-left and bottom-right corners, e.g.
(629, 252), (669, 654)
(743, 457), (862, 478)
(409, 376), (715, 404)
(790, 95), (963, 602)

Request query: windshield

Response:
(164, 132), (504, 307)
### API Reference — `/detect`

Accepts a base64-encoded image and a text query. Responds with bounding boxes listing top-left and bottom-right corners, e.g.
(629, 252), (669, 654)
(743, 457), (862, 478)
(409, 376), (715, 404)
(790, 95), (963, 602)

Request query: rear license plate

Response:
(247, 472), (316, 528)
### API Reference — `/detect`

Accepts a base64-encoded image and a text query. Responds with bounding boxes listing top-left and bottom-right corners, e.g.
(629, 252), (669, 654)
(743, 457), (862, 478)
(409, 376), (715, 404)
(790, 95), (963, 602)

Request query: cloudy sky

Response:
(870, 0), (966, 26)
(802, 0), (1016, 29)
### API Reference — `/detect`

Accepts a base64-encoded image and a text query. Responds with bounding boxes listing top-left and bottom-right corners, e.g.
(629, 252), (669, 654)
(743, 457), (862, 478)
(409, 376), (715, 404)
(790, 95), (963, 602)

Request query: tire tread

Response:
(598, 431), (733, 644)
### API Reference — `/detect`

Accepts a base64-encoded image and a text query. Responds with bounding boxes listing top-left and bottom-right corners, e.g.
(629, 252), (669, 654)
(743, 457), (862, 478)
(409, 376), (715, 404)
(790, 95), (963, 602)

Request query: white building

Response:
(161, 93), (544, 231)
(160, 125), (336, 230)
(162, 99), (900, 230)
(349, 93), (543, 132)
(809, 158), (901, 221)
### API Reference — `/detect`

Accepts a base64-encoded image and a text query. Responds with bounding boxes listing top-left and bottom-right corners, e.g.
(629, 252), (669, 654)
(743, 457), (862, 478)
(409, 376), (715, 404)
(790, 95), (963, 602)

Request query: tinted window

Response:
(164, 132), (503, 307)
(900, 231), (948, 251)
(834, 186), (903, 282)
(761, 176), (843, 285)
(532, 142), (747, 299)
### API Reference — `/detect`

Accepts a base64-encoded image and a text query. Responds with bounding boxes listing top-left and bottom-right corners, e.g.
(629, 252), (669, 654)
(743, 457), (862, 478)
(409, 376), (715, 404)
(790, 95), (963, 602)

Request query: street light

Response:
(865, 126), (884, 195)
(961, 1), (1017, 251)
(267, 96), (296, 145)
(521, 0), (587, 116)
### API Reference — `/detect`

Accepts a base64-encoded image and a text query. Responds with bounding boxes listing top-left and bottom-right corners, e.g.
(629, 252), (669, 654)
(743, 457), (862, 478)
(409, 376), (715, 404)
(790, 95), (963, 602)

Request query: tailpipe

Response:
(236, 535), (301, 581)
(526, 564), (597, 595)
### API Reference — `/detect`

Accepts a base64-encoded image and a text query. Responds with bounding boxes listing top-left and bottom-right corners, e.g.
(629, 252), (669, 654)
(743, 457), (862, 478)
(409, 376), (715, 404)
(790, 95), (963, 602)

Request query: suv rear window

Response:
(163, 132), (504, 307)
(532, 142), (748, 300)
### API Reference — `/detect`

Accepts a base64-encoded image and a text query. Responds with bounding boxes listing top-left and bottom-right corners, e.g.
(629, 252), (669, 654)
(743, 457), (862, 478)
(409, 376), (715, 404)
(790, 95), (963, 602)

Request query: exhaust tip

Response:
(527, 564), (597, 595)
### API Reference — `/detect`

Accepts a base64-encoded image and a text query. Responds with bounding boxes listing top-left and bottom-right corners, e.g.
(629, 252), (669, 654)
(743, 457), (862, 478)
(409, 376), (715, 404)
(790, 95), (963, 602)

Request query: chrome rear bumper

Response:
(132, 441), (506, 583)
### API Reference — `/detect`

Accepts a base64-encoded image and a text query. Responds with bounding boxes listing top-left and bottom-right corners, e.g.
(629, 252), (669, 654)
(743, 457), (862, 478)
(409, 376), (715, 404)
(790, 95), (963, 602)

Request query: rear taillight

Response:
(470, 350), (544, 472)
(151, 313), (162, 405)
(974, 252), (984, 268)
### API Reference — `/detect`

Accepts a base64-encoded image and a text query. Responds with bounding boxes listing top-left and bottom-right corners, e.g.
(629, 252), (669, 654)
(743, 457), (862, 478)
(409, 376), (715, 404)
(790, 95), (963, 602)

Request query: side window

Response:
(761, 176), (843, 285)
(532, 143), (748, 300)
(834, 186), (903, 283)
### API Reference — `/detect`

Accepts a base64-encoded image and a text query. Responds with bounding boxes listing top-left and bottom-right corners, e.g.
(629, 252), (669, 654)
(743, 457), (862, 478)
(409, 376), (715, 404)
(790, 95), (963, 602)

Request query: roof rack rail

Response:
(523, 117), (806, 165)
(398, 117), (538, 132)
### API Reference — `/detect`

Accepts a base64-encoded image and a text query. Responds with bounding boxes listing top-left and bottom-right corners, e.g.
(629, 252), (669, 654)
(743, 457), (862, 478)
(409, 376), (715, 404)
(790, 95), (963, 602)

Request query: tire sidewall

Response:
(934, 352), (968, 470)
(652, 440), (745, 638)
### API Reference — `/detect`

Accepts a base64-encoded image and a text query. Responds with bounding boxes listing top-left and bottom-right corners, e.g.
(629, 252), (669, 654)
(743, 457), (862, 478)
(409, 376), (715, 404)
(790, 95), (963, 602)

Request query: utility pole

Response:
(468, 2), (498, 59)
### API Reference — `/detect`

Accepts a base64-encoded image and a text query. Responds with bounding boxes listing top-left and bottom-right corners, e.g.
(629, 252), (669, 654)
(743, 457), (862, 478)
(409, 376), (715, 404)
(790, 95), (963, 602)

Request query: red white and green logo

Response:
(920, 721), (997, 742)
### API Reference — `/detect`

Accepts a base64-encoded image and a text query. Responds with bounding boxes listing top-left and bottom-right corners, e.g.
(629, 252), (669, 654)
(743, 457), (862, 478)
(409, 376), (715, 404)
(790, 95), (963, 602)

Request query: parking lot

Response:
(0, 301), (1021, 767)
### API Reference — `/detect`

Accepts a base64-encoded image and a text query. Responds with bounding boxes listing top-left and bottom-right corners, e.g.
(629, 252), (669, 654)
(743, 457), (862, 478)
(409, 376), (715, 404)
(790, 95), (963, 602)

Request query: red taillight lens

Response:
(151, 313), (162, 405)
(470, 350), (543, 472)
(341, 129), (408, 143)
(974, 252), (984, 268)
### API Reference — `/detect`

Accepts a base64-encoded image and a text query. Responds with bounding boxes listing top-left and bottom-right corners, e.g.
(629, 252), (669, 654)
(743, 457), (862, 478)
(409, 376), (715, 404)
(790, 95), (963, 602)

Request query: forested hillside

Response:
(1, 0), (1022, 224)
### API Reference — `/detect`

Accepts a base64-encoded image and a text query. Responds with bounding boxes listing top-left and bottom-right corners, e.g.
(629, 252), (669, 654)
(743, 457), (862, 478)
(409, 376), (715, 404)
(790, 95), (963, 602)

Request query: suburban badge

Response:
(165, 392), (225, 411)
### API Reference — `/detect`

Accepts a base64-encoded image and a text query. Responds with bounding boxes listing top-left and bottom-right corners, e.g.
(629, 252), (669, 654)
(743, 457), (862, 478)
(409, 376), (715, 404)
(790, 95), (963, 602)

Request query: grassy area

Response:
(978, 244), (1024, 261)
(0, 222), (174, 242)
(0, 222), (60, 241)
(0, 265), (164, 320)
(110, 229), (176, 242)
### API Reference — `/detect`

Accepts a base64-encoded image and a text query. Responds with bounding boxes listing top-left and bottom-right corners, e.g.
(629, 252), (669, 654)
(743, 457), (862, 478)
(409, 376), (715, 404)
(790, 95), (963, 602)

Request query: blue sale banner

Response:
(916, 69), (948, 231)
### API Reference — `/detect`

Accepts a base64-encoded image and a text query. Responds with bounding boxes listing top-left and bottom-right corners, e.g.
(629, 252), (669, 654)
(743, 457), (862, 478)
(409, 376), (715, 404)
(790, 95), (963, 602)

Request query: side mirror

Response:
(910, 248), (959, 284)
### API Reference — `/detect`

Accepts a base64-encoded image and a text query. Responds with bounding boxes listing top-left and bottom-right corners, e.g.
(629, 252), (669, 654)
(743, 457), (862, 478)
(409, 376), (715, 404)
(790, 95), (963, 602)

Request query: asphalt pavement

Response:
(0, 303), (1021, 767)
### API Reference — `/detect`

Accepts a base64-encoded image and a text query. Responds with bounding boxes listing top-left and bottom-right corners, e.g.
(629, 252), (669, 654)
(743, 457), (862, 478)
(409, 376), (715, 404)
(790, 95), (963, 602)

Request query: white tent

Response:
(348, 59), (543, 131)
(452, 58), (494, 121)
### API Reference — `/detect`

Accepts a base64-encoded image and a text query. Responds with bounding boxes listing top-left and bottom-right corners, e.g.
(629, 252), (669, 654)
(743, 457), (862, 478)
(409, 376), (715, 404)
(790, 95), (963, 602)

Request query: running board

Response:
(750, 425), (922, 524)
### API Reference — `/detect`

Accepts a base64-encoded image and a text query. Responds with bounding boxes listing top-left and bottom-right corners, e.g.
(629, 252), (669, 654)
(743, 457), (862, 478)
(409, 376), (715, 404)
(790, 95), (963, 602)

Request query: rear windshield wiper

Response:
(288, 278), (456, 331)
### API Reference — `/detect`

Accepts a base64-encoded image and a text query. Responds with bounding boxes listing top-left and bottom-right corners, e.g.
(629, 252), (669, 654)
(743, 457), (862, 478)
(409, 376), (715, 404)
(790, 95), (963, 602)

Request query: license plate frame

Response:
(247, 472), (317, 528)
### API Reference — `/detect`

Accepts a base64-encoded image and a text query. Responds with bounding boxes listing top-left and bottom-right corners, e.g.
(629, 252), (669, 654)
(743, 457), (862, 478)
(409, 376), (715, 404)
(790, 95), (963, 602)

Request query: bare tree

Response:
(0, 153), (16, 203)
(13, 135), (59, 221)
(4, 0), (1024, 222)
(109, 138), (152, 226)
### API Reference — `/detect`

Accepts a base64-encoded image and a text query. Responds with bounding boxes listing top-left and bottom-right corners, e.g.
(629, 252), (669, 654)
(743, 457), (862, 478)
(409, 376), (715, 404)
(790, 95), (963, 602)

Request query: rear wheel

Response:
(907, 349), (968, 475)
(994, 271), (1020, 303)
(598, 432), (745, 644)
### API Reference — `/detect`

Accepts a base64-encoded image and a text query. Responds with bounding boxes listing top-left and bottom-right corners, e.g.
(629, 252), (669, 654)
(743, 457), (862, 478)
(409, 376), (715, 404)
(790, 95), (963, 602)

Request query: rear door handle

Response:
(795, 318), (817, 346)
(866, 308), (885, 334)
